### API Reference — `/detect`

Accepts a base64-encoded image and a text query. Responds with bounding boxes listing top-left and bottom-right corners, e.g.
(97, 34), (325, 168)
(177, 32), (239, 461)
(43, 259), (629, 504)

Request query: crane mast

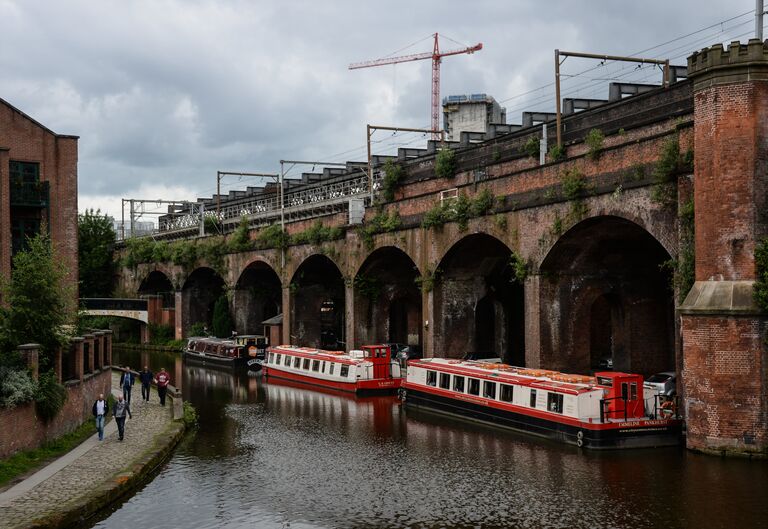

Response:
(350, 33), (482, 139)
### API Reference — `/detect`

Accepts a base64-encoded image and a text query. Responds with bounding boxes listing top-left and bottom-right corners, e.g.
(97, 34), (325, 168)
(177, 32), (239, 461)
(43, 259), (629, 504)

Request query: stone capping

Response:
(679, 280), (761, 315)
(687, 39), (768, 89)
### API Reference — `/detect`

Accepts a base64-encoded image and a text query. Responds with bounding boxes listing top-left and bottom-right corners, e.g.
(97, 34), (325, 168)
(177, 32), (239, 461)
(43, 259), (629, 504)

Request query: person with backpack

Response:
(91, 393), (109, 441)
(119, 366), (135, 405)
(155, 367), (171, 406)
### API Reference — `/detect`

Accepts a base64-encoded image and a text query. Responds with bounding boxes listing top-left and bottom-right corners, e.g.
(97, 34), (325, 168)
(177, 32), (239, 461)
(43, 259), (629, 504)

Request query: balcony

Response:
(10, 180), (50, 208)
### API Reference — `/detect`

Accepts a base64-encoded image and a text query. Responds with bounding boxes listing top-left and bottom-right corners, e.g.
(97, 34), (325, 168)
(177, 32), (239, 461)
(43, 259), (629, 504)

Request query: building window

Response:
(10, 160), (40, 185)
(453, 376), (465, 393)
(530, 389), (537, 408)
(547, 393), (564, 414)
(439, 373), (450, 389)
(500, 384), (514, 402)
(468, 378), (480, 396)
(483, 381), (496, 399)
(426, 371), (437, 387)
(340, 365), (349, 377)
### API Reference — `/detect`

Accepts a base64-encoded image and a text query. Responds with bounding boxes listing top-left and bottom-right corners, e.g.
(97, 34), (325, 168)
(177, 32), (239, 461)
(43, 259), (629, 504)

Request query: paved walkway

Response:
(0, 373), (178, 529)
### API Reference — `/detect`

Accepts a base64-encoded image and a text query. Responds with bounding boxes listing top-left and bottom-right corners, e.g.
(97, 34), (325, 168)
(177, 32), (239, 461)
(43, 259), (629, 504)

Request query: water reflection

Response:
(93, 349), (768, 529)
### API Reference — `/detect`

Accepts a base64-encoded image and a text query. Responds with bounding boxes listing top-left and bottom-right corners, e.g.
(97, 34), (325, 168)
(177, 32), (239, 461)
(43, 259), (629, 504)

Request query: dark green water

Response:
(90, 347), (768, 529)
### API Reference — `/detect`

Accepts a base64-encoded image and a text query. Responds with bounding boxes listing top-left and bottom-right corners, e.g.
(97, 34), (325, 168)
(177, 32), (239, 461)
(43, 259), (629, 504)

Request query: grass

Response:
(0, 414), (107, 488)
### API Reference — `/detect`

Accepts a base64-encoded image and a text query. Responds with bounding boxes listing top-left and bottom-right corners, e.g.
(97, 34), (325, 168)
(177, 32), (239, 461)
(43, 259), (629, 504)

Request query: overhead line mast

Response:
(350, 33), (482, 139)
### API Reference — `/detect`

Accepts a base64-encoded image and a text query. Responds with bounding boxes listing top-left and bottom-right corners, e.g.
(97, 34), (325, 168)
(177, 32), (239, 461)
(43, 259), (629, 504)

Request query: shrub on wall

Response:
(211, 296), (234, 338)
(585, 128), (605, 160)
(754, 238), (768, 312)
(435, 148), (456, 179)
(0, 368), (37, 408)
(381, 160), (405, 202)
(359, 210), (402, 250)
(34, 370), (67, 421)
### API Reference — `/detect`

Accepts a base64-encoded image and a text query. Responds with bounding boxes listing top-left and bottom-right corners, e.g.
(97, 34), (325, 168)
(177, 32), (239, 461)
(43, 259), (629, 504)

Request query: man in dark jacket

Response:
(119, 366), (135, 405)
(112, 394), (132, 441)
(139, 366), (153, 402)
(92, 393), (109, 441)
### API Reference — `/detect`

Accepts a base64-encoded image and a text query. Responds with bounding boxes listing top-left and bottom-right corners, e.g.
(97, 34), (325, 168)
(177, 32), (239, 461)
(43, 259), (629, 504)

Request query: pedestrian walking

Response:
(155, 367), (171, 406)
(91, 393), (109, 441)
(112, 394), (132, 441)
(120, 366), (135, 405)
(139, 365), (154, 402)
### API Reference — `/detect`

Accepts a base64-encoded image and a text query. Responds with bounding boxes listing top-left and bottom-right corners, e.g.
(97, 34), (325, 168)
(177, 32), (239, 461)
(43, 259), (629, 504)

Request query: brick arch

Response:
(289, 253), (345, 349)
(352, 246), (423, 348)
(180, 267), (227, 337)
(232, 259), (282, 335)
(433, 232), (525, 364)
(231, 255), (280, 287)
(286, 251), (344, 286)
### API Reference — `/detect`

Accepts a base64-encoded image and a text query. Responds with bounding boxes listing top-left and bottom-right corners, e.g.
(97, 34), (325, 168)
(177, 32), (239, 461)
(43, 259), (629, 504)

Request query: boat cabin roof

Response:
(269, 345), (365, 365)
(409, 358), (635, 395)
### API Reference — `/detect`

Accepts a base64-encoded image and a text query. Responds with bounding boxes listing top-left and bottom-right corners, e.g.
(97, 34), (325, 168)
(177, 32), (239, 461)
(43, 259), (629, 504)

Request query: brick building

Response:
(0, 97), (78, 297)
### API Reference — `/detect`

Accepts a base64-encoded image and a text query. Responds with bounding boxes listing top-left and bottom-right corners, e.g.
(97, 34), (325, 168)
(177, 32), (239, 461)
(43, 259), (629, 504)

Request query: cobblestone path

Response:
(0, 372), (176, 529)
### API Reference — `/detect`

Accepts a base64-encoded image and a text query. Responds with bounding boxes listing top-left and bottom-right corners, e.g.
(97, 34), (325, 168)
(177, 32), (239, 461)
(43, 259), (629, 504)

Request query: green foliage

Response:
(661, 198), (696, 304)
(523, 136), (540, 158)
(196, 237), (227, 274)
(169, 240), (198, 270)
(548, 144), (566, 162)
(182, 401), (198, 428)
(212, 296), (234, 338)
(585, 128), (605, 160)
(510, 253), (529, 283)
(188, 322), (208, 337)
(148, 323), (174, 345)
(354, 274), (382, 300)
(34, 370), (67, 422)
(166, 339), (186, 350)
(255, 224), (289, 250)
(381, 160), (405, 202)
(0, 232), (73, 370)
(422, 191), (497, 231)
(492, 149), (502, 162)
(291, 221), (343, 246)
(228, 217), (253, 253)
(415, 267), (441, 293)
(203, 216), (221, 234)
(754, 238), (768, 312)
(121, 237), (156, 269)
(435, 148), (457, 179)
(494, 214), (508, 231)
(359, 210), (402, 250)
(0, 367), (37, 408)
(561, 168), (588, 200)
(78, 209), (116, 297)
(682, 148), (694, 172)
(651, 135), (682, 205)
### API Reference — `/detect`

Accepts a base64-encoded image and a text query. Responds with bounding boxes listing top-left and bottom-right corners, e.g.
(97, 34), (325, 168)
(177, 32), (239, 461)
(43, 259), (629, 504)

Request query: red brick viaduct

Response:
(117, 41), (768, 456)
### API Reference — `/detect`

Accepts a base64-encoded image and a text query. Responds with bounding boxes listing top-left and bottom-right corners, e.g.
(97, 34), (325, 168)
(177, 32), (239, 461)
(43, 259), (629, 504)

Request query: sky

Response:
(0, 0), (759, 223)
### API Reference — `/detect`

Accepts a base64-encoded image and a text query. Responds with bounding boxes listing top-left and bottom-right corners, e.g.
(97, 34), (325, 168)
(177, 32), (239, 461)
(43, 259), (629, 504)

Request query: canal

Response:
(91, 347), (768, 529)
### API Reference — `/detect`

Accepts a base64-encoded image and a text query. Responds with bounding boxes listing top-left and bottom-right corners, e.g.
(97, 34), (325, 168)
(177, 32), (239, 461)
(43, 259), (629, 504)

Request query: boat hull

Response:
(402, 387), (682, 450)
(184, 350), (247, 368)
(264, 366), (402, 394)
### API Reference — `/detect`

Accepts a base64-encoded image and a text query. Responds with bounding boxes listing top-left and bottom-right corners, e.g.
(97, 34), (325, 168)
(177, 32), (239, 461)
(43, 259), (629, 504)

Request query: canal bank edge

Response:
(26, 399), (188, 529)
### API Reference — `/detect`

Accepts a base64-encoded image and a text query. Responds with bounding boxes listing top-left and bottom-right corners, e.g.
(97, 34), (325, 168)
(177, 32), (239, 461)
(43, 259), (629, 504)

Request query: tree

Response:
(211, 295), (234, 338)
(78, 209), (116, 297)
(0, 232), (74, 370)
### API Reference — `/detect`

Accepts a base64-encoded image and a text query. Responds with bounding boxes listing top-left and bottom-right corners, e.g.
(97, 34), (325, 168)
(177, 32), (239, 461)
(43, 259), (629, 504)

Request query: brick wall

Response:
(0, 369), (111, 459)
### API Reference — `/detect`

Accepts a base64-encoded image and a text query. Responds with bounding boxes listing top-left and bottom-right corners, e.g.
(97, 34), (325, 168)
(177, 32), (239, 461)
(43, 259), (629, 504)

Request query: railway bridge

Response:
(116, 41), (768, 456)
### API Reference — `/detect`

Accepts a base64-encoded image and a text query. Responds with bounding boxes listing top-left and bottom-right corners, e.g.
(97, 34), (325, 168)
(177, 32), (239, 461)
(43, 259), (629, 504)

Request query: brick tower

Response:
(682, 40), (768, 456)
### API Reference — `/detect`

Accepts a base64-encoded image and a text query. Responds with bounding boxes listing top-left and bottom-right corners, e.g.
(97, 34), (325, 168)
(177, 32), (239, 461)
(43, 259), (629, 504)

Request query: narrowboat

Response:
(264, 344), (403, 394)
(184, 337), (248, 367)
(232, 334), (269, 370)
(401, 358), (683, 450)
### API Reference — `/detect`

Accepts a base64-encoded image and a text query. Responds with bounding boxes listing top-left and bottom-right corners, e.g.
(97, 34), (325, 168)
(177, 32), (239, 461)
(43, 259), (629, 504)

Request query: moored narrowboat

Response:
(401, 358), (683, 450)
(264, 344), (403, 394)
(185, 337), (248, 367)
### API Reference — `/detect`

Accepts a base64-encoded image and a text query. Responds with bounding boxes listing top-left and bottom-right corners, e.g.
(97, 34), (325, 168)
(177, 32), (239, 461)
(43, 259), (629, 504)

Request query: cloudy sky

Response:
(0, 0), (758, 222)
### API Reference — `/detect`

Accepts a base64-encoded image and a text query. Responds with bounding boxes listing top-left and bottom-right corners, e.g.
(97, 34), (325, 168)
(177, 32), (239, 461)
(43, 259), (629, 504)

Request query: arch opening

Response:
(182, 267), (226, 337)
(233, 261), (282, 335)
(291, 255), (344, 349)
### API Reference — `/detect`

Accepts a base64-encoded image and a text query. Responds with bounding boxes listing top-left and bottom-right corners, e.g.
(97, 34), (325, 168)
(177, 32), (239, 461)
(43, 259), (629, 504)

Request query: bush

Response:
(228, 217), (252, 253)
(211, 296), (233, 338)
(0, 368), (37, 408)
(182, 401), (198, 428)
(188, 322), (208, 338)
(435, 148), (456, 179)
(255, 224), (289, 250)
(149, 324), (174, 345)
(585, 128), (604, 160)
(35, 370), (67, 421)
(523, 136), (540, 158)
(548, 144), (566, 162)
(292, 221), (343, 246)
(359, 210), (402, 250)
(381, 160), (405, 202)
(754, 238), (768, 312)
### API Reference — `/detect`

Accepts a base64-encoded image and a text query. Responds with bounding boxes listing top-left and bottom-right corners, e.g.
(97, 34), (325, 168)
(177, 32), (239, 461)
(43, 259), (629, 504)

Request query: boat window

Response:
(530, 389), (537, 408)
(621, 382), (629, 401)
(340, 365), (349, 377)
(453, 376), (465, 393)
(426, 370), (437, 387)
(303, 358), (310, 370)
(312, 360), (320, 372)
(483, 381), (497, 399)
(329, 363), (335, 375)
(439, 373), (450, 389)
(321, 361), (326, 373)
(547, 392), (564, 413)
(630, 382), (638, 401)
(284, 355), (291, 366)
(269, 352), (275, 363)
(468, 378), (480, 396)
(276, 354), (281, 364)
(500, 384), (514, 402)
(597, 376), (613, 387)
(293, 356), (301, 368)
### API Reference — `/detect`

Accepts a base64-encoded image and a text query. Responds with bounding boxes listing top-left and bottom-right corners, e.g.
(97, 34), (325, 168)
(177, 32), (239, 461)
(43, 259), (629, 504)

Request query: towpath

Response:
(0, 371), (183, 529)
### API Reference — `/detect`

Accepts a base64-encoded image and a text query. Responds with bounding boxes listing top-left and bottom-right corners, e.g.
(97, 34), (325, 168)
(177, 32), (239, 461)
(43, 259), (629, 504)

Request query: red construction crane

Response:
(349, 33), (482, 139)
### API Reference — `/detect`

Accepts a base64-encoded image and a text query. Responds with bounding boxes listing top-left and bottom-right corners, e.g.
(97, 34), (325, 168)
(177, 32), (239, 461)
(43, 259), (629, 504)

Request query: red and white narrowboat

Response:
(264, 344), (403, 394)
(401, 358), (683, 450)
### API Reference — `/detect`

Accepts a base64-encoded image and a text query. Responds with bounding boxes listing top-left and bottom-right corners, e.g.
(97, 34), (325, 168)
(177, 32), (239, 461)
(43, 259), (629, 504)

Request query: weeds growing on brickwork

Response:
(585, 128), (605, 160)
(421, 189), (496, 231)
(353, 274), (382, 300)
(523, 136), (540, 158)
(435, 148), (457, 179)
(548, 144), (566, 162)
(510, 253), (529, 282)
(754, 238), (768, 312)
(381, 160), (405, 202)
(415, 267), (441, 293)
(661, 198), (695, 304)
(358, 210), (402, 250)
